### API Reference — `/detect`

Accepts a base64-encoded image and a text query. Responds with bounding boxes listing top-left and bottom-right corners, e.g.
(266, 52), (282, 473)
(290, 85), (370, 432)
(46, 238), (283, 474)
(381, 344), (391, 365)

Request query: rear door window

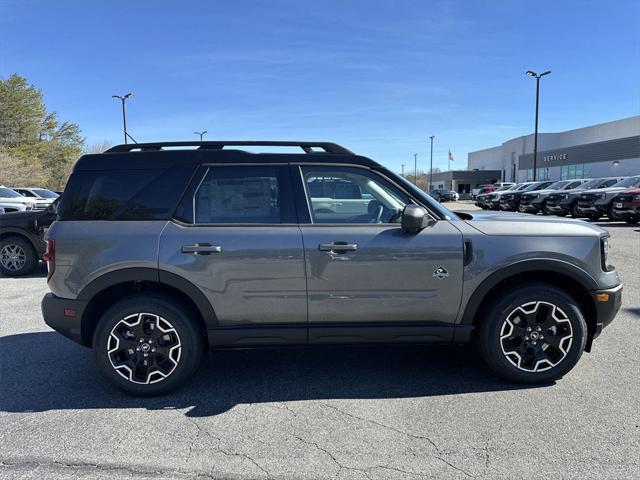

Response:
(192, 165), (295, 224)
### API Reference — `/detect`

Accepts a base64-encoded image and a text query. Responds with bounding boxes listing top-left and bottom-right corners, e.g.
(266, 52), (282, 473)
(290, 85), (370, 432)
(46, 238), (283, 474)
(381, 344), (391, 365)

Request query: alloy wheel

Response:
(499, 301), (573, 372)
(107, 313), (182, 384)
(0, 244), (27, 272)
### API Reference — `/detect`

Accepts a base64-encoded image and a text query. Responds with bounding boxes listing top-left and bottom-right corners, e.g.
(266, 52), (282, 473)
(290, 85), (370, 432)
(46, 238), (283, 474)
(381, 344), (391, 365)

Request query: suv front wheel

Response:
(477, 283), (587, 383)
(93, 294), (204, 396)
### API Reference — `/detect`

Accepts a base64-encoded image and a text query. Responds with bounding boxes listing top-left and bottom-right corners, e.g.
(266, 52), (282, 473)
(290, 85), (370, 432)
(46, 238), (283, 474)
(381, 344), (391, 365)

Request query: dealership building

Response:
(467, 116), (640, 183)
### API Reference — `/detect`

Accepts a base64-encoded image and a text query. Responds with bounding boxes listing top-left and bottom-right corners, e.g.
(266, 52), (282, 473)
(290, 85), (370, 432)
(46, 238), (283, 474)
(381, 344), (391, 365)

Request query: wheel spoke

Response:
(501, 301), (573, 373)
(107, 313), (182, 384)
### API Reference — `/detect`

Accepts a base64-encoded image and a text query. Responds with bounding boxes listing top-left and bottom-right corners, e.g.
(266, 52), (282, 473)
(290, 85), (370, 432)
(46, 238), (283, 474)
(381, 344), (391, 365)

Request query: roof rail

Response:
(105, 141), (354, 155)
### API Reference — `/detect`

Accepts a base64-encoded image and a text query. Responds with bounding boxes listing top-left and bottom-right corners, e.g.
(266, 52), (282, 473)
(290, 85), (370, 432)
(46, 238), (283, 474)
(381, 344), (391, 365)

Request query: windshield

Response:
(497, 185), (513, 191)
(546, 181), (569, 190)
(0, 187), (22, 198)
(612, 176), (640, 188)
(575, 179), (601, 190)
(32, 188), (59, 198)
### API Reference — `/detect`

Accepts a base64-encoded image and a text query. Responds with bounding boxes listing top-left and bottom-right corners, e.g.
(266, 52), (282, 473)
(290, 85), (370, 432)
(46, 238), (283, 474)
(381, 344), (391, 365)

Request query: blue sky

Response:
(1, 0), (638, 173)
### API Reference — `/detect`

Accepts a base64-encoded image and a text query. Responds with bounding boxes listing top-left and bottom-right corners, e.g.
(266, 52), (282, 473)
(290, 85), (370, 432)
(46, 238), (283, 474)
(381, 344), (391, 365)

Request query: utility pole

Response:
(414, 153), (418, 185)
(112, 93), (133, 144)
(194, 130), (208, 141)
(526, 70), (551, 181)
(429, 135), (435, 192)
(401, 164), (405, 176)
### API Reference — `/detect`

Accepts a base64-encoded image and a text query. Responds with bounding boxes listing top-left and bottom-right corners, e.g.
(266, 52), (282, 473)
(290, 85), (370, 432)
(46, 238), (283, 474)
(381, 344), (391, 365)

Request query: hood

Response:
(453, 210), (605, 237)
(520, 188), (566, 197)
(0, 209), (44, 224)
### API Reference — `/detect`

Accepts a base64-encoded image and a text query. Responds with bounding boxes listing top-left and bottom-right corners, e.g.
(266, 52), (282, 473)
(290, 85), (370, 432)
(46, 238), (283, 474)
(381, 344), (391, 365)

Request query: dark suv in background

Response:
(499, 181), (554, 211)
(544, 177), (624, 217)
(0, 199), (58, 276)
(575, 176), (640, 220)
(42, 141), (622, 396)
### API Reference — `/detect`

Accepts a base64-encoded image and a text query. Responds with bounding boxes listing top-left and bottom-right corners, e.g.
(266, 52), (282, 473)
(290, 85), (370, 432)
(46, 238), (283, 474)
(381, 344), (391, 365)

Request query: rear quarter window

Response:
(59, 165), (196, 221)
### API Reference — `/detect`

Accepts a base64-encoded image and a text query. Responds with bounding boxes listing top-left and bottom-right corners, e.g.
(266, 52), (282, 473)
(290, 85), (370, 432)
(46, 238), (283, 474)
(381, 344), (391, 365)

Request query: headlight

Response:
(560, 194), (568, 200)
(601, 237), (610, 271)
(633, 195), (640, 201)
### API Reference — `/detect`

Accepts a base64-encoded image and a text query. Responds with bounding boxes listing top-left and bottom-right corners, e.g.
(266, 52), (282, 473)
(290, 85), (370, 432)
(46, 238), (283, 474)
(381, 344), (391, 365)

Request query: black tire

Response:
(477, 283), (587, 384)
(607, 204), (617, 220)
(571, 204), (582, 218)
(93, 294), (204, 396)
(542, 204), (552, 216)
(588, 214), (600, 221)
(0, 235), (38, 276)
(625, 218), (639, 225)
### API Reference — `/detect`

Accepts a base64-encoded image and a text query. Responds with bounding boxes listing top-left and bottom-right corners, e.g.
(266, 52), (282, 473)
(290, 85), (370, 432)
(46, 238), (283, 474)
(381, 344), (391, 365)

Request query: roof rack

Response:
(105, 141), (354, 155)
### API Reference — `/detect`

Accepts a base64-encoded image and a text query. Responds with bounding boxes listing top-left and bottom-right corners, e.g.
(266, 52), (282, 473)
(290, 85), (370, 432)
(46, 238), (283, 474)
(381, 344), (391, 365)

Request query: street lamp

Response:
(112, 93), (133, 144)
(526, 70), (551, 181)
(194, 130), (208, 141)
(429, 135), (435, 192)
(414, 153), (418, 185)
(401, 164), (405, 176)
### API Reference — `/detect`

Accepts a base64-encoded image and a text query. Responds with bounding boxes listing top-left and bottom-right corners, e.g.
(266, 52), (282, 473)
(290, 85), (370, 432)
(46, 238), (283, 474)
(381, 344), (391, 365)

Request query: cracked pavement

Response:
(1, 221), (639, 479)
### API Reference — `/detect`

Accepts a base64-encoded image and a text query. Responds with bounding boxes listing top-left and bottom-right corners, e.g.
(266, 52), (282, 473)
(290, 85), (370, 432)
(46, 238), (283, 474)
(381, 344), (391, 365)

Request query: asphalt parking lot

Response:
(0, 219), (638, 479)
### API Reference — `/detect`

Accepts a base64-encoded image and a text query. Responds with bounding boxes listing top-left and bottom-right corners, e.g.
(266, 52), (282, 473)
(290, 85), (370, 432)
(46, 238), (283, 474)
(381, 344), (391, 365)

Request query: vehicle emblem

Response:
(433, 266), (449, 280)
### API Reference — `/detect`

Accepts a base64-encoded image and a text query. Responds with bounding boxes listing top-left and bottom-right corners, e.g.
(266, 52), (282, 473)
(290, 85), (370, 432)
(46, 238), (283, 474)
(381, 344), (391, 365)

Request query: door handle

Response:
(318, 242), (358, 252)
(181, 243), (222, 254)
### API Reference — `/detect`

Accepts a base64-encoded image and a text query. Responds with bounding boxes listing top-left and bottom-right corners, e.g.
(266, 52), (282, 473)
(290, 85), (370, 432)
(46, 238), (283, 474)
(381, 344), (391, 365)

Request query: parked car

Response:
(499, 181), (554, 211)
(471, 184), (493, 199)
(0, 201), (28, 214)
(475, 185), (515, 209)
(430, 189), (459, 202)
(42, 141), (622, 396)
(544, 177), (624, 217)
(0, 185), (51, 210)
(13, 187), (59, 203)
(0, 198), (58, 275)
(517, 179), (588, 214)
(575, 176), (640, 220)
(611, 188), (640, 224)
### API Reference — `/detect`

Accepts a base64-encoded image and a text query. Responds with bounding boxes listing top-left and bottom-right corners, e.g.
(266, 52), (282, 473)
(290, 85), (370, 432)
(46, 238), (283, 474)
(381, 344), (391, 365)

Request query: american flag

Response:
(448, 150), (454, 161)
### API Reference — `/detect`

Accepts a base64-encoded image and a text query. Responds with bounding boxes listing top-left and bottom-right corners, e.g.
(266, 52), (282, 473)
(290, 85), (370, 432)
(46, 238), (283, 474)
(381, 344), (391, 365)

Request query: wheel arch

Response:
(460, 260), (598, 350)
(0, 229), (40, 255)
(77, 268), (217, 346)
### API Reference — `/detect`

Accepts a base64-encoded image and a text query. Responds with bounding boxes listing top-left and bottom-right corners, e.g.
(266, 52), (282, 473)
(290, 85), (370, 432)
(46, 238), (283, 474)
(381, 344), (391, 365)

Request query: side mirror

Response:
(401, 205), (433, 233)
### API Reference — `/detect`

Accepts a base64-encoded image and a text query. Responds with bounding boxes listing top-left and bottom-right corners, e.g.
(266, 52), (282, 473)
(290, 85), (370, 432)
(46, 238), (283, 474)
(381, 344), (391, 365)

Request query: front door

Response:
(297, 165), (464, 344)
(158, 164), (307, 345)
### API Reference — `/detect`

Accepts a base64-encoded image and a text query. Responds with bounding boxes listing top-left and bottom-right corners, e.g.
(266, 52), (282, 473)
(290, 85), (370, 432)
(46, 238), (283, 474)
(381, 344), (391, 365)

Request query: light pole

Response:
(194, 130), (208, 141)
(526, 70), (551, 181)
(112, 93), (133, 144)
(414, 153), (418, 185)
(401, 164), (405, 176)
(429, 135), (435, 192)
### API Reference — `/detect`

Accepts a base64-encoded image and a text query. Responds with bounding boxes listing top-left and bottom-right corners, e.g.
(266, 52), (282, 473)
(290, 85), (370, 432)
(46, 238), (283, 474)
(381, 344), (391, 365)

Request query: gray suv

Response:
(42, 141), (623, 395)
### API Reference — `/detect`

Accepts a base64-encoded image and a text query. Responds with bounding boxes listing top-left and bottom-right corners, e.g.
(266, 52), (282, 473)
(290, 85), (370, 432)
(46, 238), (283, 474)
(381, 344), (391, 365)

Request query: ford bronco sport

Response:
(41, 141), (622, 395)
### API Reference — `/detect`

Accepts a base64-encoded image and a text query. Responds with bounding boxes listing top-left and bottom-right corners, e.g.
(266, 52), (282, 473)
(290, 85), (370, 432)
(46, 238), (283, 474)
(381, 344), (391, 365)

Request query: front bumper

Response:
(499, 200), (518, 211)
(588, 284), (623, 348)
(42, 293), (88, 346)
(518, 203), (541, 213)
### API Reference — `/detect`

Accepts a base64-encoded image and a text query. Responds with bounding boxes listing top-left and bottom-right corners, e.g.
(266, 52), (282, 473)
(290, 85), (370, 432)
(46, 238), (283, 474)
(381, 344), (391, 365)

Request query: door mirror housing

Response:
(401, 205), (433, 233)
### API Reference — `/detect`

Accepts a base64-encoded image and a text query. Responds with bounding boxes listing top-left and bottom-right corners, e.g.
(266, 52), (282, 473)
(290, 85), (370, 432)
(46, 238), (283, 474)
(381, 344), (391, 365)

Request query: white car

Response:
(1, 186), (52, 211)
(0, 186), (47, 211)
(12, 187), (58, 209)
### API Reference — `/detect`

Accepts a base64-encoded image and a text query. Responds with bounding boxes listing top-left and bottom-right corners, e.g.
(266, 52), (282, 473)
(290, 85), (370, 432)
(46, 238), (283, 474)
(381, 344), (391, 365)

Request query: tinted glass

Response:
(32, 188), (59, 198)
(193, 166), (293, 224)
(301, 166), (411, 224)
(59, 165), (196, 220)
(546, 181), (569, 190)
(0, 187), (22, 198)
(16, 189), (36, 197)
(612, 176), (640, 188)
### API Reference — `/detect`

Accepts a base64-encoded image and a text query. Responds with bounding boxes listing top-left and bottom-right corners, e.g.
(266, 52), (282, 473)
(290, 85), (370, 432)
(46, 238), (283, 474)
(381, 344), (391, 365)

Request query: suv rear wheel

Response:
(0, 236), (38, 276)
(477, 283), (587, 383)
(93, 294), (204, 396)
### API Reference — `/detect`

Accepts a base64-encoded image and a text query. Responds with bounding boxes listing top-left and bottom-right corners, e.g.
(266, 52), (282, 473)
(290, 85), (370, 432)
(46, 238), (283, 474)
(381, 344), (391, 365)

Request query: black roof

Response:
(75, 141), (383, 171)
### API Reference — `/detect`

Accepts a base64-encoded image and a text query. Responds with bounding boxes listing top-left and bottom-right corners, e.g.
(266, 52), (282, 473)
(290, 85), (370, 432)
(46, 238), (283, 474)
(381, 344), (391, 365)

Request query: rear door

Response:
(158, 164), (307, 345)
(296, 165), (464, 344)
